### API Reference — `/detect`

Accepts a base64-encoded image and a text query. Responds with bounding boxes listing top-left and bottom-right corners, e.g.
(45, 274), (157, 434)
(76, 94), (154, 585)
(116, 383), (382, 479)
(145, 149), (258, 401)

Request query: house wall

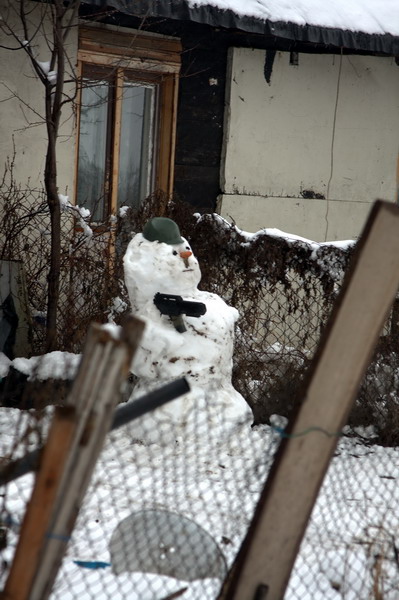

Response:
(0, 0), (77, 196)
(220, 48), (399, 241)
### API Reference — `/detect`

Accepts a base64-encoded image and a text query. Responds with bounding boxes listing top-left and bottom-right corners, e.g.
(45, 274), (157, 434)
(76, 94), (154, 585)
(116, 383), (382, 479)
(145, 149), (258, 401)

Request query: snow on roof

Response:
(187, 0), (399, 37)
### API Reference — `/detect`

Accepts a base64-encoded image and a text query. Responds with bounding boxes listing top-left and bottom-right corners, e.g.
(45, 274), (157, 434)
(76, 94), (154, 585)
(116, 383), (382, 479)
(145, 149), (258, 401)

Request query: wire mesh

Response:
(0, 395), (279, 599)
(288, 435), (399, 599)
(58, 404), (278, 600)
(2, 194), (399, 598)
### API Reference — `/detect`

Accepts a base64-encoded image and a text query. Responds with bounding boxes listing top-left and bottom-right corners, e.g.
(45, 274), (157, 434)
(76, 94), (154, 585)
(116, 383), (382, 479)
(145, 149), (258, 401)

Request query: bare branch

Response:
(62, 0), (81, 43)
(0, 81), (46, 123)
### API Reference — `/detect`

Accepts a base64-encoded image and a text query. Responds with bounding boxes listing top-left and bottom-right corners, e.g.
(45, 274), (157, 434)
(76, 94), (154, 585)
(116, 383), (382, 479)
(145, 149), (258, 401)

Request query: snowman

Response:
(123, 217), (253, 445)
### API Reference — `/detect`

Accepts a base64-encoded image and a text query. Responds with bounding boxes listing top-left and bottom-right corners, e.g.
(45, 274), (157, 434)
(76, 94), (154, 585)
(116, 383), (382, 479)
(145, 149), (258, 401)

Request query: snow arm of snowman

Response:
(130, 315), (186, 376)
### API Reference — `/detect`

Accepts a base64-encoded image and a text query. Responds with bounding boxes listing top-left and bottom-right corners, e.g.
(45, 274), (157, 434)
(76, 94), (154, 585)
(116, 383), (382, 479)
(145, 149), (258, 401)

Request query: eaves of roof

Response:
(82, 0), (399, 55)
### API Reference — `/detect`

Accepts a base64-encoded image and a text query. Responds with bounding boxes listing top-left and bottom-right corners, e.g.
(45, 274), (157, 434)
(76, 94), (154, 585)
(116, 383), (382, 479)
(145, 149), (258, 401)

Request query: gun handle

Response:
(171, 315), (186, 333)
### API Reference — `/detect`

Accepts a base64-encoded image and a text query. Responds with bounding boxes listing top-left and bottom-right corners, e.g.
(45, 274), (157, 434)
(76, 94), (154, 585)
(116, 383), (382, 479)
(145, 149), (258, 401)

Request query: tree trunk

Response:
(44, 1), (66, 351)
(45, 139), (61, 351)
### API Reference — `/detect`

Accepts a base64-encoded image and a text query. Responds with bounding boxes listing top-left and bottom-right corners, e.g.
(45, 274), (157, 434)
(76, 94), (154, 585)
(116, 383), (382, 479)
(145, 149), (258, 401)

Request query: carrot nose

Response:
(180, 251), (192, 259)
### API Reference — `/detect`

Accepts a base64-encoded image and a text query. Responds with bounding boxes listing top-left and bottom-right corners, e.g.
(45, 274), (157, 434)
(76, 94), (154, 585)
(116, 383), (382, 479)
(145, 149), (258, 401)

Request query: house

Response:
(1, 0), (399, 242)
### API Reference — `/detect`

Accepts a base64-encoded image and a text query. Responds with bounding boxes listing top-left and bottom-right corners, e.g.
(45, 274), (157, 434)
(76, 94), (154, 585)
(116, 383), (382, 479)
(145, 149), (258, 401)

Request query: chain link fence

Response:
(1, 191), (399, 598)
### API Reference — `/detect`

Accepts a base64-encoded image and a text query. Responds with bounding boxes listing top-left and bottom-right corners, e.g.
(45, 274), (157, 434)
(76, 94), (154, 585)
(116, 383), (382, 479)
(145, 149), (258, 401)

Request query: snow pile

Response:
(107, 297), (128, 324)
(2, 406), (399, 599)
(0, 353), (12, 378)
(118, 205), (130, 218)
(188, 0), (399, 36)
(239, 223), (355, 253)
(2, 351), (80, 381)
(59, 194), (93, 238)
(36, 60), (57, 84)
(198, 212), (354, 286)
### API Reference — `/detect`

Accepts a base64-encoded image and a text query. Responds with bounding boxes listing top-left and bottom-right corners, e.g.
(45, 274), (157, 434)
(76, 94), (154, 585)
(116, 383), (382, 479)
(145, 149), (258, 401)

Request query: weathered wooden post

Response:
(1, 316), (144, 600)
(220, 200), (399, 600)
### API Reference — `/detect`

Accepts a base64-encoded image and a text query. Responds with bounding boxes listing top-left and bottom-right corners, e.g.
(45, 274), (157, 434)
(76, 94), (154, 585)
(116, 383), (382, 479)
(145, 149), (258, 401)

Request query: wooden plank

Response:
(0, 317), (144, 600)
(157, 73), (179, 195)
(73, 59), (83, 219)
(80, 39), (181, 66)
(168, 73), (180, 197)
(78, 50), (179, 74)
(1, 408), (76, 600)
(221, 200), (399, 600)
(80, 26), (182, 56)
(396, 151), (399, 203)
(110, 67), (123, 216)
(29, 317), (144, 600)
(78, 27), (181, 73)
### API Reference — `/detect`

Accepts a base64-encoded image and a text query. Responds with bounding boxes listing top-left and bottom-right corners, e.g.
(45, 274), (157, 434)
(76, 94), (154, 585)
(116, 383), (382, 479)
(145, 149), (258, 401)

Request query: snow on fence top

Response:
(188, 0), (399, 36)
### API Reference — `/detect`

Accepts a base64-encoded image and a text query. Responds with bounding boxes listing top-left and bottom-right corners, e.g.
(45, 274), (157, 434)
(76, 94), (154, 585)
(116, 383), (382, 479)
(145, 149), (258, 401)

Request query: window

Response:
(76, 27), (181, 220)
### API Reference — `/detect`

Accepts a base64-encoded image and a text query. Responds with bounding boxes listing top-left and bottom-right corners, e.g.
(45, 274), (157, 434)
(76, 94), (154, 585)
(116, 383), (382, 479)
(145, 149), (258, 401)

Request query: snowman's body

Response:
(123, 228), (252, 444)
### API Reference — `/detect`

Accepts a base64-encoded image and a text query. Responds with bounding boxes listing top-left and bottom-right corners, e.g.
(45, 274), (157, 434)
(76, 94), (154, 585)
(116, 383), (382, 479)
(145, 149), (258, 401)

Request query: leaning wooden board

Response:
(220, 200), (399, 600)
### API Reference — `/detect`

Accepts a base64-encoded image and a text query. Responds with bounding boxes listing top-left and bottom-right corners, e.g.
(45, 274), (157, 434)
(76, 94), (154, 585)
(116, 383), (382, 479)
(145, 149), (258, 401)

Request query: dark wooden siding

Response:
(173, 32), (228, 211)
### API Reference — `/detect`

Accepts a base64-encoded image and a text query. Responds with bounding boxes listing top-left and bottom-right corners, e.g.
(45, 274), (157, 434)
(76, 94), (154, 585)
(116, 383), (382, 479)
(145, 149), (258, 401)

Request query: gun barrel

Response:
(154, 293), (206, 318)
(183, 301), (207, 317)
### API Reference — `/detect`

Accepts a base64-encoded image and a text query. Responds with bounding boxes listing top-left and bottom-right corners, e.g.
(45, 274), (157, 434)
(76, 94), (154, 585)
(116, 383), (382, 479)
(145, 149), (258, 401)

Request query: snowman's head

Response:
(123, 232), (202, 311)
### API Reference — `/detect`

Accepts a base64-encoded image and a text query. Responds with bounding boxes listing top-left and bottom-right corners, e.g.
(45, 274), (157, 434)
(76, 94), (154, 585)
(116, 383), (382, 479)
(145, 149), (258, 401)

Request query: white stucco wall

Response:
(220, 48), (399, 241)
(0, 0), (77, 196)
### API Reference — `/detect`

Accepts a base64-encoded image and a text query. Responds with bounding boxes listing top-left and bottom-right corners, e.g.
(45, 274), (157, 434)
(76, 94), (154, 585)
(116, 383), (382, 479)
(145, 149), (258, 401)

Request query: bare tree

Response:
(0, 0), (80, 350)
(0, 1), (182, 355)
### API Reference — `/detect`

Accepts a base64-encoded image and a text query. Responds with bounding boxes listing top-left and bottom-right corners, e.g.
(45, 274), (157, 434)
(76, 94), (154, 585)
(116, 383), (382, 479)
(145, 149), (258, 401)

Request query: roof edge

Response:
(82, 0), (399, 55)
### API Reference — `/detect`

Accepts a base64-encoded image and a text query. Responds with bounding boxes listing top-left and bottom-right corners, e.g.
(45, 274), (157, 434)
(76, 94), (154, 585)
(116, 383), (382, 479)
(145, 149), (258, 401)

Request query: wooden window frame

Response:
(75, 26), (181, 217)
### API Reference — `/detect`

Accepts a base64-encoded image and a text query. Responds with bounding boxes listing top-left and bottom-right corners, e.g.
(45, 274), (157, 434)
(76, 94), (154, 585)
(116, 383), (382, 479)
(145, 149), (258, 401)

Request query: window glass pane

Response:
(77, 81), (109, 221)
(118, 81), (156, 209)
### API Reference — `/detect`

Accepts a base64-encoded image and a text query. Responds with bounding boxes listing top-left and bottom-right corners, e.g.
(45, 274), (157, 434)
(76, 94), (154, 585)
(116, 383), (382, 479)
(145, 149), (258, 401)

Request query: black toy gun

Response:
(154, 292), (207, 333)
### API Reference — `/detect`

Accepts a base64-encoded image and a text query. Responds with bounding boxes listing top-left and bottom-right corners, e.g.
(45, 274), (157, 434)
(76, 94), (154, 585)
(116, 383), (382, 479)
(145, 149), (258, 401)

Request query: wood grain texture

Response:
(221, 201), (399, 600)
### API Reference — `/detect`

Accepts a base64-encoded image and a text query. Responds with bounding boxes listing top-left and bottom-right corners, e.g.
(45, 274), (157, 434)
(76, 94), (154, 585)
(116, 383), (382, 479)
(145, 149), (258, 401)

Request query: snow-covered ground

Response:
(1, 404), (399, 600)
(1, 218), (397, 598)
